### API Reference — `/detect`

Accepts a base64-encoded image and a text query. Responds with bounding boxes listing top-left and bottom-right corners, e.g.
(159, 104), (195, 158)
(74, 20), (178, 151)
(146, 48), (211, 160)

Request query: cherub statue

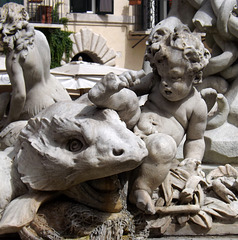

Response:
(147, 0), (238, 129)
(89, 26), (211, 214)
(0, 3), (70, 128)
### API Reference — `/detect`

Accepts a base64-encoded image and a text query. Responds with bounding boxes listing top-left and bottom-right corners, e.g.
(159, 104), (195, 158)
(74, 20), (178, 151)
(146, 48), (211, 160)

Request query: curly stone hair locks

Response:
(145, 26), (211, 84)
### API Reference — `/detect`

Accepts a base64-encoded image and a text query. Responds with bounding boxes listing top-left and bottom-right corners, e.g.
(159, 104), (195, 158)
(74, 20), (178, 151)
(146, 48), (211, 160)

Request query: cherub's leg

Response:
(129, 133), (177, 214)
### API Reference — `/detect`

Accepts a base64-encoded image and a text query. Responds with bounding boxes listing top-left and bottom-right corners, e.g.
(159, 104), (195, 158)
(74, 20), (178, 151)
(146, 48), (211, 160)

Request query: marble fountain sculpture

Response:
(148, 0), (238, 164)
(0, 2), (238, 239)
(0, 3), (71, 129)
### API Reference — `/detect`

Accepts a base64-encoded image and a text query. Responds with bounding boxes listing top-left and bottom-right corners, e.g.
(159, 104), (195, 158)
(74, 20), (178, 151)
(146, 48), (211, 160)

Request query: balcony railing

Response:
(135, 0), (172, 31)
(27, 0), (63, 24)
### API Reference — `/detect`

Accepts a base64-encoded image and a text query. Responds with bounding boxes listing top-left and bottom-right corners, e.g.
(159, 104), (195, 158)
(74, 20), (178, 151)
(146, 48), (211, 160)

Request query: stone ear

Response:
(184, 47), (200, 63)
(193, 71), (203, 84)
(21, 8), (29, 20)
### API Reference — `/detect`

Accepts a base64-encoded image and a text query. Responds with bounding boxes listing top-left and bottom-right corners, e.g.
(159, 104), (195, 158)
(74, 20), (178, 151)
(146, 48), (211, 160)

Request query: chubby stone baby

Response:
(88, 26), (211, 214)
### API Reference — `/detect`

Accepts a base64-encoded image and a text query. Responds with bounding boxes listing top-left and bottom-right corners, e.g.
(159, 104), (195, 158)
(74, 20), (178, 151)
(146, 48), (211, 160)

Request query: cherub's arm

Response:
(88, 70), (145, 129)
(5, 55), (26, 125)
(183, 98), (207, 161)
(129, 72), (156, 96)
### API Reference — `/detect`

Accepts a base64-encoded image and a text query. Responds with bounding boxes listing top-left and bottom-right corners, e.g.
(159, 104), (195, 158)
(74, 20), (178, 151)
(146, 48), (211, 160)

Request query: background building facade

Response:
(0, 0), (171, 70)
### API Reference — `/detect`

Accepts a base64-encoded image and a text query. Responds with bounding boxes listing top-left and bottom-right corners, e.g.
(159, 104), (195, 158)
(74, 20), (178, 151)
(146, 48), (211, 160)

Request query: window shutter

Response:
(96, 0), (113, 14)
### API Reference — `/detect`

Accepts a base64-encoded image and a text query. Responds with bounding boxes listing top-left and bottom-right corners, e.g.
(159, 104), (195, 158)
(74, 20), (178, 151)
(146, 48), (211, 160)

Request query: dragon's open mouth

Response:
(87, 175), (121, 193)
(67, 173), (127, 213)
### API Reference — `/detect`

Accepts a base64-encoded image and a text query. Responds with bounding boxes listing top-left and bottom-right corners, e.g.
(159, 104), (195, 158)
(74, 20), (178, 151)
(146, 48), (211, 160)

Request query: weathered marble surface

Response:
(148, 0), (238, 164)
(89, 26), (210, 216)
(0, 95), (237, 239)
(0, 2), (237, 239)
(0, 3), (71, 130)
(0, 99), (147, 236)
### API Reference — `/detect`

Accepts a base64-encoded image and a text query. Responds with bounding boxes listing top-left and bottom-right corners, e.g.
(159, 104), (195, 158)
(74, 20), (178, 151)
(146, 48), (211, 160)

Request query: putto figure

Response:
(89, 26), (211, 214)
(0, 3), (70, 128)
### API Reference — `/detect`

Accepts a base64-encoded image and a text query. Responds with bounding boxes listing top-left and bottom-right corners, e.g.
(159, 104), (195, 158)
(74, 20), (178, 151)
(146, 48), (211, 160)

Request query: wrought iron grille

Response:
(135, 0), (172, 31)
(26, 0), (63, 24)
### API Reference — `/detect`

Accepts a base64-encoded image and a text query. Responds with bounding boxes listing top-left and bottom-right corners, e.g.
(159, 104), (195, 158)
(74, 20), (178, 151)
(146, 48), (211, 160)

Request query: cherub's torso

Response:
(134, 81), (202, 145)
(5, 30), (71, 119)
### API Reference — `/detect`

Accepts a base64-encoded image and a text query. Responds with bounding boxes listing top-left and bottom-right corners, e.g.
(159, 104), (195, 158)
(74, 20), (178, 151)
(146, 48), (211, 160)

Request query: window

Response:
(96, 0), (113, 14)
(70, 0), (113, 14)
(135, 0), (172, 31)
(0, 0), (23, 7)
(70, 0), (93, 13)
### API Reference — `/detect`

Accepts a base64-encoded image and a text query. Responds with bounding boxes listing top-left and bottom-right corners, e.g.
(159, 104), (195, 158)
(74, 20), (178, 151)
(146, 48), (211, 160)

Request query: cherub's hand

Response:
(89, 70), (146, 101)
(119, 70), (145, 89)
(99, 72), (126, 94)
(89, 73), (123, 101)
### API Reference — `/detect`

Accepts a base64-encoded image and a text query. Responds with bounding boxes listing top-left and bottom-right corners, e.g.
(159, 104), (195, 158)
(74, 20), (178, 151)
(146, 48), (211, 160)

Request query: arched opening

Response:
(71, 52), (94, 62)
(64, 28), (117, 66)
(71, 51), (102, 64)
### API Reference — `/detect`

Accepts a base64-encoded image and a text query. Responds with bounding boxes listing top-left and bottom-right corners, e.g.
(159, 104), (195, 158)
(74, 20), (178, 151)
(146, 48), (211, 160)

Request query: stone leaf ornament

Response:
(145, 161), (238, 233)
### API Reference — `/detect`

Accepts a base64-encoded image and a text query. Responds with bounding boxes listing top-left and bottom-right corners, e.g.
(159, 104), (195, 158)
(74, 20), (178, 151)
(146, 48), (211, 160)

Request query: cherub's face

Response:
(154, 50), (194, 102)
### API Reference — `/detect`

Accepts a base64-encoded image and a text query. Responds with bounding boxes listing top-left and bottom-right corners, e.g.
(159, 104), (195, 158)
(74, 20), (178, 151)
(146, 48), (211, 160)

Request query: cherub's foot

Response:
(134, 189), (155, 215)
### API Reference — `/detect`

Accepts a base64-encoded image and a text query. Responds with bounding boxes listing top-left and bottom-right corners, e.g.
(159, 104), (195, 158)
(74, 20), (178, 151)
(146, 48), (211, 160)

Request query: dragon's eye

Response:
(68, 139), (83, 152)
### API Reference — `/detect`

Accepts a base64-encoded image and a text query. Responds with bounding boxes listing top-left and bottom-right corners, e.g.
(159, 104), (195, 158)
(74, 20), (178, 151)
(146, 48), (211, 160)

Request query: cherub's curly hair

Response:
(0, 3), (35, 57)
(145, 26), (211, 83)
